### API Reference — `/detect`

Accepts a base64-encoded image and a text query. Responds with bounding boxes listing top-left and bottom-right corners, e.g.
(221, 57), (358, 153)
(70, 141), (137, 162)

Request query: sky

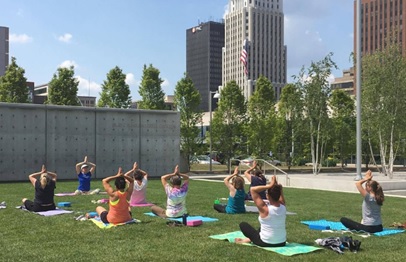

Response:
(0, 0), (355, 101)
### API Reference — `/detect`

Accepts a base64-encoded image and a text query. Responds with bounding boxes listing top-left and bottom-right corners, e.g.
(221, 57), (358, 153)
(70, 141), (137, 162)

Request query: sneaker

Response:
(0, 201), (6, 209)
(74, 190), (83, 195)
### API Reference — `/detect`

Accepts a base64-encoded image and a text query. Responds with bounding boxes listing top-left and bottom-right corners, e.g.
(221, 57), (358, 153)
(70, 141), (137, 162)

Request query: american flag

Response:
(240, 39), (249, 76)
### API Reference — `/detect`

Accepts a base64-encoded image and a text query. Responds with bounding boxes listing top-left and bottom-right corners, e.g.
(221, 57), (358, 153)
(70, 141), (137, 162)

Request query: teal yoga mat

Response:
(209, 231), (322, 256)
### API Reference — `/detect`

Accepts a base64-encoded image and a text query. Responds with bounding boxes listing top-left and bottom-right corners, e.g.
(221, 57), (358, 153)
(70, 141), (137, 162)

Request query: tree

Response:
(362, 40), (406, 178)
(246, 75), (275, 157)
(329, 90), (355, 168)
(138, 64), (165, 109)
(48, 66), (80, 106)
(294, 53), (337, 174)
(98, 66), (131, 108)
(174, 74), (203, 169)
(0, 57), (29, 103)
(211, 81), (247, 171)
(275, 83), (304, 168)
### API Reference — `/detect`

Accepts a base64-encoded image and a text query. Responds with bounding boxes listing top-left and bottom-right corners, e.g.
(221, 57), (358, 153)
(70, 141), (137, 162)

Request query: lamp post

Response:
(209, 91), (220, 172)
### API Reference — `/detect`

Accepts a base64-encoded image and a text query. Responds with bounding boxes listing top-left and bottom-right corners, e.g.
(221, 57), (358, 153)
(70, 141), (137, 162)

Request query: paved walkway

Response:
(190, 171), (406, 198)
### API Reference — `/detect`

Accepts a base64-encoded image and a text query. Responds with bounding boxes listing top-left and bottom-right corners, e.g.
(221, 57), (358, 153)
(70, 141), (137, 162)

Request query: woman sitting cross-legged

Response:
(151, 165), (189, 218)
(244, 161), (267, 200)
(235, 175), (286, 247)
(340, 170), (384, 233)
(95, 163), (136, 224)
(213, 166), (246, 214)
(22, 165), (57, 212)
(130, 166), (149, 205)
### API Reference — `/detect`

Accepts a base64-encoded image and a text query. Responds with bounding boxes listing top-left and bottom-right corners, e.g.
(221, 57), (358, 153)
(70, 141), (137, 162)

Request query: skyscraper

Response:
(186, 21), (225, 112)
(355, 0), (406, 56)
(223, 0), (287, 100)
(0, 26), (9, 77)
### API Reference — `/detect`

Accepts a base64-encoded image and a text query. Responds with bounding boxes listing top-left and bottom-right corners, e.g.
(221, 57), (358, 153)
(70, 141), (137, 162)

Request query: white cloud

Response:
(59, 60), (78, 69)
(76, 76), (101, 97)
(162, 78), (170, 87)
(125, 73), (137, 86)
(58, 33), (72, 43)
(9, 33), (33, 43)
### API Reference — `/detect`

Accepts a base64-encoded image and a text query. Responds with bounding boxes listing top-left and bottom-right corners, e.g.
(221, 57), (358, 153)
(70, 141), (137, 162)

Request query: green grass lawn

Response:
(0, 179), (405, 262)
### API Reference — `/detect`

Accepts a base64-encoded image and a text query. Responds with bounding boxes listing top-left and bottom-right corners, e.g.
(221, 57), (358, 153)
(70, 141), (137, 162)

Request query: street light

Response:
(209, 91), (220, 172)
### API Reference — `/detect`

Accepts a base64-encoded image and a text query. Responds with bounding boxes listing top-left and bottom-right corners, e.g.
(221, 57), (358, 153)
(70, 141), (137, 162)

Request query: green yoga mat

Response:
(209, 231), (322, 256)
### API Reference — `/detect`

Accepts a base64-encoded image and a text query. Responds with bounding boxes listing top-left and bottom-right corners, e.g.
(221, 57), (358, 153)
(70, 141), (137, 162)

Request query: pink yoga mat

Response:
(130, 203), (154, 207)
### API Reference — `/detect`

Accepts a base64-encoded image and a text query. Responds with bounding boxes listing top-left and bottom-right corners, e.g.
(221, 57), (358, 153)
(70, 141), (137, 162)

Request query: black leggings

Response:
(213, 204), (226, 213)
(239, 222), (286, 247)
(24, 200), (56, 212)
(340, 217), (383, 233)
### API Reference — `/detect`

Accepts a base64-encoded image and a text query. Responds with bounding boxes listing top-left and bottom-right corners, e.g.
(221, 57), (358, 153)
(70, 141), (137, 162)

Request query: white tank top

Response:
(259, 204), (287, 244)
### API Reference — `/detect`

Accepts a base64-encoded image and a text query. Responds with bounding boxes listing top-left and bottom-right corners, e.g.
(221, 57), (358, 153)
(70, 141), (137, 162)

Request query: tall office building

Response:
(223, 0), (287, 100)
(0, 26), (9, 77)
(186, 21), (224, 112)
(355, 0), (406, 56)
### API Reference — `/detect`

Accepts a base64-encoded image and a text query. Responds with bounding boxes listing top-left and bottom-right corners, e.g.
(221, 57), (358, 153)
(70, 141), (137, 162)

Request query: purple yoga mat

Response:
(55, 192), (107, 196)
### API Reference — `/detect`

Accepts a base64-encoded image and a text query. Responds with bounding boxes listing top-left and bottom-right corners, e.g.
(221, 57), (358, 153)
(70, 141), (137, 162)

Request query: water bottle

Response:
(182, 213), (188, 225)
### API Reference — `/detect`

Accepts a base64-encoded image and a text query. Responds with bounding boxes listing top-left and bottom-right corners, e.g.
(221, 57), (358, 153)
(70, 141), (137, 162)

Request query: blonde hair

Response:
(40, 173), (48, 189)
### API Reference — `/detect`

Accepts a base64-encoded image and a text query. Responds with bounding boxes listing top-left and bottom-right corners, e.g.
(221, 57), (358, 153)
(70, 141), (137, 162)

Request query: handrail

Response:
(229, 158), (290, 186)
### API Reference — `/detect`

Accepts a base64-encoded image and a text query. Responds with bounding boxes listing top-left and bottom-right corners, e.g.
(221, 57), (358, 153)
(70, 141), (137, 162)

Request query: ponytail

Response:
(253, 170), (266, 182)
(370, 180), (384, 205)
(40, 173), (48, 189)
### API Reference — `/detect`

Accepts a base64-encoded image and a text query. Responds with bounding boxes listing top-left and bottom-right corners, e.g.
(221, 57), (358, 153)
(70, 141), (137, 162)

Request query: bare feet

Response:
(235, 238), (251, 244)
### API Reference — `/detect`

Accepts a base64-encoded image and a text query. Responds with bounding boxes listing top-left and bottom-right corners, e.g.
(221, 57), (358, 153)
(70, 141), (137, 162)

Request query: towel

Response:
(90, 217), (141, 229)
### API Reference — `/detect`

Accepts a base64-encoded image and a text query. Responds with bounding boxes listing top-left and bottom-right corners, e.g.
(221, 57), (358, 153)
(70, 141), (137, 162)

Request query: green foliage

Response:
(98, 66), (132, 108)
(48, 66), (80, 106)
(275, 83), (305, 165)
(330, 90), (356, 167)
(361, 38), (406, 177)
(1, 180), (406, 261)
(174, 74), (203, 168)
(0, 57), (29, 103)
(138, 64), (166, 110)
(247, 75), (275, 157)
(294, 53), (337, 173)
(211, 81), (247, 169)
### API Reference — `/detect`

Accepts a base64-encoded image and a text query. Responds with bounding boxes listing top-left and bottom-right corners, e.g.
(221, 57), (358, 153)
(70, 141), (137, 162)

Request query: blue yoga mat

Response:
(144, 212), (218, 222)
(301, 219), (405, 236)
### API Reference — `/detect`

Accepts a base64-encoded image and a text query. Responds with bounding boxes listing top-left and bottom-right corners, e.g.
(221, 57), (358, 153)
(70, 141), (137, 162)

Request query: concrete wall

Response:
(0, 103), (180, 181)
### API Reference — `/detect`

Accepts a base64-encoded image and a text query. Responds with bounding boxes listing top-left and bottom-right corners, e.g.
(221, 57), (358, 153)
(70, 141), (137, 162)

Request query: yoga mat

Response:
(130, 203), (154, 207)
(90, 217), (140, 229)
(301, 219), (405, 236)
(55, 192), (107, 196)
(209, 231), (322, 256)
(245, 205), (297, 215)
(143, 212), (219, 222)
(18, 206), (73, 216)
(301, 219), (347, 231)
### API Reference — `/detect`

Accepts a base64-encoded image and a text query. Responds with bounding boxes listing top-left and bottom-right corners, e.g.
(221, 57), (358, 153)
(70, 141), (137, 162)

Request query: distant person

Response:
(130, 165), (149, 205)
(22, 165), (57, 212)
(151, 165), (189, 218)
(213, 166), (246, 214)
(75, 156), (99, 195)
(340, 170), (384, 233)
(244, 161), (267, 200)
(235, 175), (286, 247)
(94, 163), (136, 224)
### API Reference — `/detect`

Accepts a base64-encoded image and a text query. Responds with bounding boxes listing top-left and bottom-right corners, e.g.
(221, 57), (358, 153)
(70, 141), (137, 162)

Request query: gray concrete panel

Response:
(0, 103), (46, 181)
(139, 111), (180, 176)
(45, 106), (97, 179)
(0, 103), (180, 181)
